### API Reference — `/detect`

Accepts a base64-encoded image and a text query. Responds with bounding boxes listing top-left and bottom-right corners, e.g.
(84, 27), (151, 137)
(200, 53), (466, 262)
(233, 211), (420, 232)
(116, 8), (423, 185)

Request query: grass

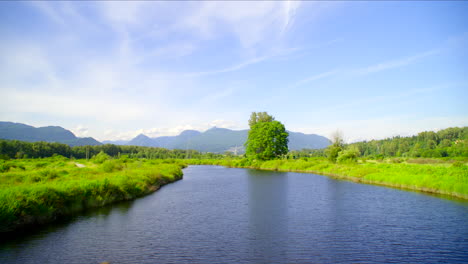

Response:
(181, 157), (468, 200)
(0, 156), (184, 233)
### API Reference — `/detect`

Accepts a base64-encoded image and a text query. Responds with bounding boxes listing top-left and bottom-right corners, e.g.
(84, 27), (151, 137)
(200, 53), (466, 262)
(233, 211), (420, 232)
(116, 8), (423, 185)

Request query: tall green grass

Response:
(181, 158), (468, 199)
(0, 157), (183, 232)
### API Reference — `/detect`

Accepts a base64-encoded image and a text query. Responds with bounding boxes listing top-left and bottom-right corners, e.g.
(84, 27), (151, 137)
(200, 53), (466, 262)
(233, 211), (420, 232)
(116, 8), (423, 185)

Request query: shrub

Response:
(452, 161), (465, 167)
(93, 151), (110, 164)
(337, 146), (360, 163)
(101, 160), (124, 173)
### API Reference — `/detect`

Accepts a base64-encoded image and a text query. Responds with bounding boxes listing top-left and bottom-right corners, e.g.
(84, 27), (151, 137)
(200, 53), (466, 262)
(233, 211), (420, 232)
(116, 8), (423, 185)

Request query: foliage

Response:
(325, 130), (345, 163)
(337, 146), (360, 163)
(0, 139), (227, 160)
(248, 111), (275, 127)
(350, 127), (468, 158)
(92, 151), (110, 164)
(245, 112), (289, 160)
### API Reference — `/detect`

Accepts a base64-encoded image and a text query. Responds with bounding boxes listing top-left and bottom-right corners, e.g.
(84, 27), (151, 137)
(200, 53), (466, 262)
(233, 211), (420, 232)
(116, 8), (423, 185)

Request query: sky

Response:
(0, 1), (467, 142)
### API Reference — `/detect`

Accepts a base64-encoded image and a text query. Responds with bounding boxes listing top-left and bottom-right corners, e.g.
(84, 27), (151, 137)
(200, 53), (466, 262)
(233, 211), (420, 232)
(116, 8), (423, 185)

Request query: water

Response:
(1, 165), (467, 263)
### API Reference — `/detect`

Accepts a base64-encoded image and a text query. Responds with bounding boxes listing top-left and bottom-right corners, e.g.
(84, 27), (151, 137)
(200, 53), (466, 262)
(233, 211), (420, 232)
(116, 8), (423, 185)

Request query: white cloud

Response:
(281, 1), (301, 35)
(176, 1), (301, 49)
(101, 119), (243, 141)
(71, 125), (89, 137)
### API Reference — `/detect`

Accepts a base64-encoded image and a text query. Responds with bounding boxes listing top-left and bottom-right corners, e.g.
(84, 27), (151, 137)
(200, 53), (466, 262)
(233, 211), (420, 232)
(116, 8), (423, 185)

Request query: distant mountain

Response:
(0, 121), (101, 146)
(288, 131), (332, 150)
(120, 127), (330, 153)
(128, 134), (157, 147)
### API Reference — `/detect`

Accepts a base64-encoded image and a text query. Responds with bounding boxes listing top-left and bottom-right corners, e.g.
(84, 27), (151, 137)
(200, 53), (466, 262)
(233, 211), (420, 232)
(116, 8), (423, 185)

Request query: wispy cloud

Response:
(289, 48), (440, 89)
(352, 49), (440, 75)
(280, 1), (301, 35)
(183, 48), (301, 77)
(289, 69), (340, 89)
(29, 1), (66, 26)
(178, 1), (301, 48)
(2, 90), (146, 122)
(306, 82), (466, 117)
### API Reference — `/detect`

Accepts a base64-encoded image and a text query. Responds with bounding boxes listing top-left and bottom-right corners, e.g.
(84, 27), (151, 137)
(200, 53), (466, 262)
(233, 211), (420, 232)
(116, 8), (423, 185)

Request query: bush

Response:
(326, 146), (342, 163)
(92, 151), (110, 164)
(101, 160), (124, 173)
(337, 146), (360, 163)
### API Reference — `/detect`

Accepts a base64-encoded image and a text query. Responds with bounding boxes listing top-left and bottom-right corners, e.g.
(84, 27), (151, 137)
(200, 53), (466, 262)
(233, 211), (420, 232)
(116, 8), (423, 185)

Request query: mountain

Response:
(127, 134), (157, 147)
(0, 121), (330, 152)
(288, 131), (332, 150)
(122, 127), (330, 153)
(0, 121), (101, 146)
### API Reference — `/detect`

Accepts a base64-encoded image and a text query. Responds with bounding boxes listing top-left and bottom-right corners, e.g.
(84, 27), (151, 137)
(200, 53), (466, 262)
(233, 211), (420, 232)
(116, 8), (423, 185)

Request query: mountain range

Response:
(104, 127), (331, 153)
(0, 121), (101, 147)
(0, 121), (331, 152)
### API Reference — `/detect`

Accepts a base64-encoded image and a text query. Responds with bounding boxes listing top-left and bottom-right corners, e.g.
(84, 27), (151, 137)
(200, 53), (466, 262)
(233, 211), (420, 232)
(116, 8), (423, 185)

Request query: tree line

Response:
(290, 126), (467, 161)
(0, 139), (224, 160)
(350, 127), (467, 159)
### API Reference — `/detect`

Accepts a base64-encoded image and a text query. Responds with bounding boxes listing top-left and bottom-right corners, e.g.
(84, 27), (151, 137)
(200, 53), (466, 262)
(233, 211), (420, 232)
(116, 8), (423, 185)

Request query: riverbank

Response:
(0, 157), (184, 233)
(182, 158), (468, 200)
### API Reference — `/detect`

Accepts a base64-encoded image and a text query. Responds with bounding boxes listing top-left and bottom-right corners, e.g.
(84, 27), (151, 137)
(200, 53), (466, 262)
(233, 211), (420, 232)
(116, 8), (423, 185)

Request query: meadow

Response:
(183, 157), (468, 200)
(0, 154), (184, 233)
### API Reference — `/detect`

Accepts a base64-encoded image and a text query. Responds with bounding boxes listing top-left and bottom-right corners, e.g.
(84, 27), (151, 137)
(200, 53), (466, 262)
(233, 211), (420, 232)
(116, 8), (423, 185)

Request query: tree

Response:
(326, 130), (344, 163)
(245, 112), (289, 160)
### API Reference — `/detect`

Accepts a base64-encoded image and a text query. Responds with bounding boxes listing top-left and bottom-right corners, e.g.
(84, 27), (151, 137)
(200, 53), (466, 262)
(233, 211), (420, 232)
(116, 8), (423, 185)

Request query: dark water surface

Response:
(1, 165), (467, 263)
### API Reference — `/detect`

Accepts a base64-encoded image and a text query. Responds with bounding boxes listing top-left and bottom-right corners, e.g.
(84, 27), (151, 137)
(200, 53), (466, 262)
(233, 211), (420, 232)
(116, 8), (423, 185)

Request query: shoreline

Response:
(0, 167), (184, 234)
(243, 166), (468, 200)
(183, 159), (468, 201)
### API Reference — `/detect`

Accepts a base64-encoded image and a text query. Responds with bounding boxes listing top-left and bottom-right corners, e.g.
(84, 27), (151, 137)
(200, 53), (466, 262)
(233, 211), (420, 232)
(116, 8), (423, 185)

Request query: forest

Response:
(289, 127), (468, 160)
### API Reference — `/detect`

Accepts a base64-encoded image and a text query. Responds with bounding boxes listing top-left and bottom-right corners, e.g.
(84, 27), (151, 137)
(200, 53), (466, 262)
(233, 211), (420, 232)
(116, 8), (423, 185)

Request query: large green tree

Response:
(245, 112), (289, 160)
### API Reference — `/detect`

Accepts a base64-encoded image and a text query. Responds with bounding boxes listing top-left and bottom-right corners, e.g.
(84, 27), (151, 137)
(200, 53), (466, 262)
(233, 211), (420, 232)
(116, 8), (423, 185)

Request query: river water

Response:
(1, 165), (467, 263)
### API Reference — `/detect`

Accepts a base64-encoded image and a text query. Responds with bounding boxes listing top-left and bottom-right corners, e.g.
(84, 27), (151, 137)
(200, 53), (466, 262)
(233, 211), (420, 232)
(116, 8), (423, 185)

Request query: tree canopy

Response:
(248, 112), (275, 127)
(245, 112), (289, 160)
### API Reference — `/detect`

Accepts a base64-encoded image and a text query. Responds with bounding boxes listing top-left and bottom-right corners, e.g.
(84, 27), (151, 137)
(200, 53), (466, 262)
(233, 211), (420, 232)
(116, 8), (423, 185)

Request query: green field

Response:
(183, 158), (468, 199)
(0, 155), (184, 233)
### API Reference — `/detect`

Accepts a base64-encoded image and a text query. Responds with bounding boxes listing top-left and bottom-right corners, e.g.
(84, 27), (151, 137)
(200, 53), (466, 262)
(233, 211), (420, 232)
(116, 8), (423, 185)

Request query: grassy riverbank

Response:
(183, 158), (468, 199)
(0, 156), (184, 233)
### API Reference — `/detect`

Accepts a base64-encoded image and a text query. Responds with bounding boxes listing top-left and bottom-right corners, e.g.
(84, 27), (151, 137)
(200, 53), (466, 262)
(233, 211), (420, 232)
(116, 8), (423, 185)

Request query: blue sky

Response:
(0, 1), (467, 142)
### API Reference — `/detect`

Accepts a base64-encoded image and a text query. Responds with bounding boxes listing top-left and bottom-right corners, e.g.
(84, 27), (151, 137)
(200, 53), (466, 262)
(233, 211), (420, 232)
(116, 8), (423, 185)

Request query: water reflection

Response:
(247, 169), (289, 263)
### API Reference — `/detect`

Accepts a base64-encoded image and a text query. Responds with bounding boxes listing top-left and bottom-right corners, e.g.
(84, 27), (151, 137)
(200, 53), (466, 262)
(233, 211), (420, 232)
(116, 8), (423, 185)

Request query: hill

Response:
(0, 122), (101, 146)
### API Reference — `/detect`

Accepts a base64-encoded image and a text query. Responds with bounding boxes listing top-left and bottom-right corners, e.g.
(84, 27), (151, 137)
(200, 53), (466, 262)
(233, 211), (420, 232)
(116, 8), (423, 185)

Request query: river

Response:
(1, 165), (467, 263)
